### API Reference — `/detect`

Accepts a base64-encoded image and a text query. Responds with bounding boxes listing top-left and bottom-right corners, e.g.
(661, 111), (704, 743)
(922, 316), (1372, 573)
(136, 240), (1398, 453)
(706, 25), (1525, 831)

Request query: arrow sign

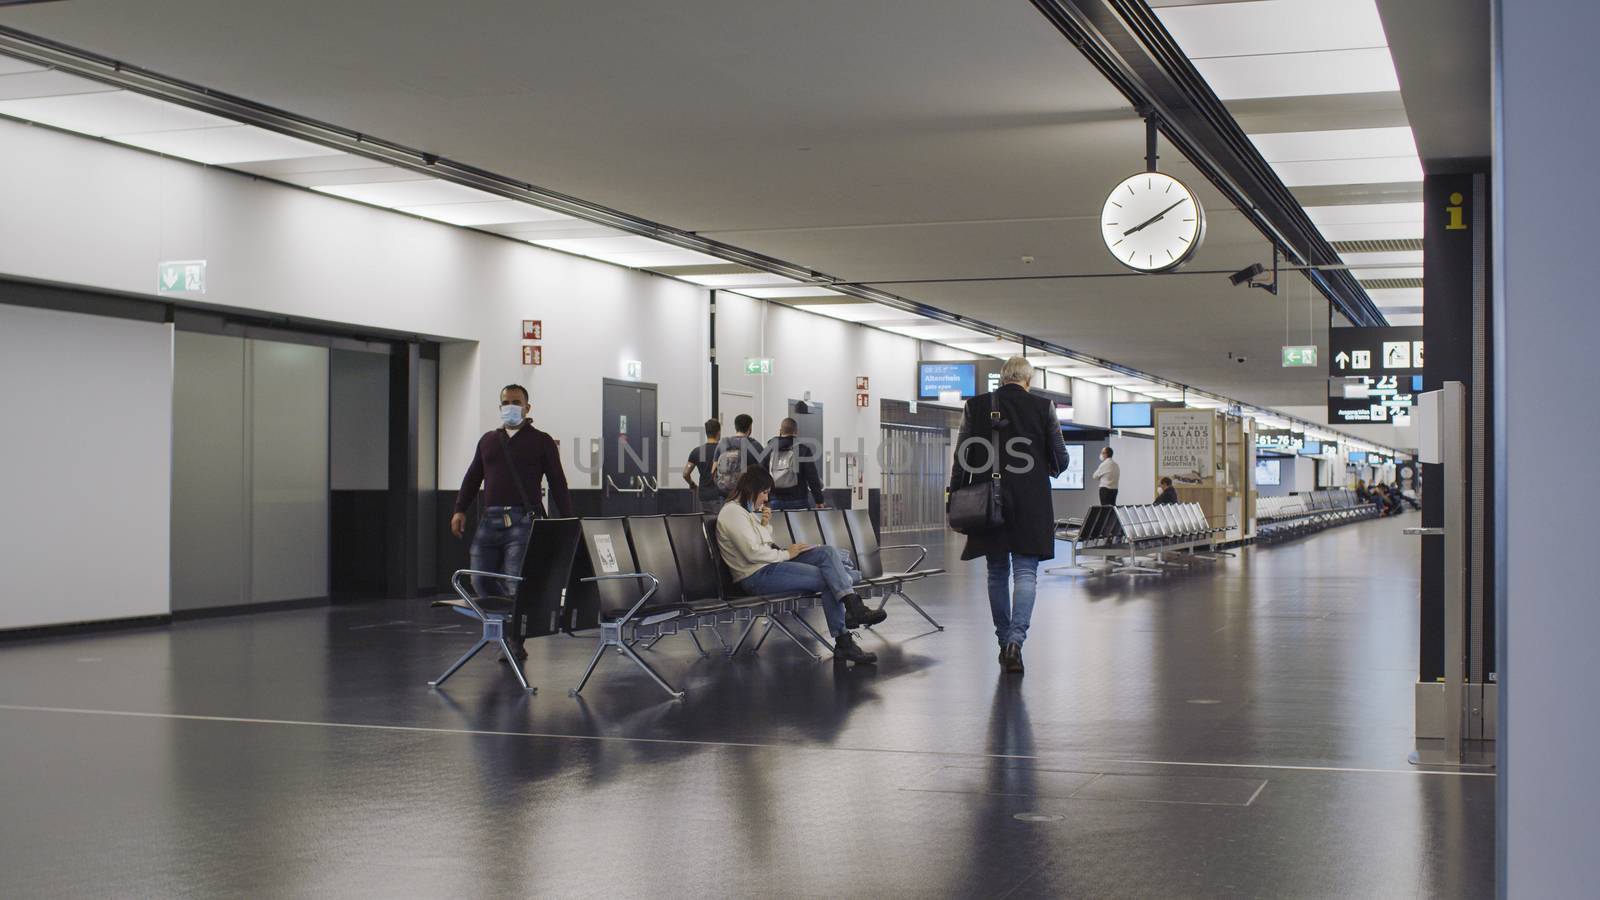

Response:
(1334, 351), (1350, 370)
(157, 259), (206, 294)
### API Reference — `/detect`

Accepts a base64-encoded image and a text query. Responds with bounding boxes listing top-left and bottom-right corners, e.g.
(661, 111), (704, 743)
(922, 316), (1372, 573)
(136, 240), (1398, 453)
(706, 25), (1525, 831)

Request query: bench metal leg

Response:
(709, 625), (730, 652)
(787, 610), (835, 654)
(496, 639), (535, 693)
(888, 589), (945, 630)
(428, 638), (489, 688)
(688, 630), (709, 658)
(767, 614), (820, 660)
(571, 643), (608, 696)
(751, 617), (775, 653)
(729, 614), (761, 656)
(617, 641), (685, 700)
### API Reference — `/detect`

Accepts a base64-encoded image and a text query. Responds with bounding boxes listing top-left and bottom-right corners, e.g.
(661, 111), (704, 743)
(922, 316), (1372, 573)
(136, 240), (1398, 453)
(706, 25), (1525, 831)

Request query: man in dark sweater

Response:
(450, 384), (572, 658)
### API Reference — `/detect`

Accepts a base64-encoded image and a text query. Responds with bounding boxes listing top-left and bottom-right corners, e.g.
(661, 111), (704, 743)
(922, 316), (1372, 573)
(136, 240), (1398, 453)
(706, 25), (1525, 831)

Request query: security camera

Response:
(1229, 263), (1266, 287)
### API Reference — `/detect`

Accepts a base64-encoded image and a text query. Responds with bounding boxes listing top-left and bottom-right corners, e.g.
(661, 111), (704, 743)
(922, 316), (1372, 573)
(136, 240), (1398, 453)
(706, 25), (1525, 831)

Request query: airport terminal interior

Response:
(0, 1), (1591, 897)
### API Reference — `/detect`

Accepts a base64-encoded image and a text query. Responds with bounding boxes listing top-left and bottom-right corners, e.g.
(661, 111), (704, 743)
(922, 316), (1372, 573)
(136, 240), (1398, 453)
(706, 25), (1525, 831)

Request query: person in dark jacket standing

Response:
(765, 417), (827, 511)
(948, 357), (1068, 675)
(450, 384), (573, 659)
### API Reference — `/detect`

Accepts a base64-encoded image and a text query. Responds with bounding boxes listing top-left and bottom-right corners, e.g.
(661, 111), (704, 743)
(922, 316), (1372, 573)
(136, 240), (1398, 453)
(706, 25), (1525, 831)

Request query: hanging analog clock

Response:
(1100, 171), (1206, 272)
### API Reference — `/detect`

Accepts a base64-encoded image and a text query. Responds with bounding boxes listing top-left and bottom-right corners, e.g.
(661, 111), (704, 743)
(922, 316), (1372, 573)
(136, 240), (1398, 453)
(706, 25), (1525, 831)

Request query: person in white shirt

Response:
(1093, 446), (1121, 506)
(715, 468), (884, 664)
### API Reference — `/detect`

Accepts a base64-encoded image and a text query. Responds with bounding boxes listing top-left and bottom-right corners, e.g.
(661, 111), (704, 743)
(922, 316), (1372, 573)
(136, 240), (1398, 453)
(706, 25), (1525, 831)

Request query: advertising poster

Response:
(1157, 409), (1214, 482)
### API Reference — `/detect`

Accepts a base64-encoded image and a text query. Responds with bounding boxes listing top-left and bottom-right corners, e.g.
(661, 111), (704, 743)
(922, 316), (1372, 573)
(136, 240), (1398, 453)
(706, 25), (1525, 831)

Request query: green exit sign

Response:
(1281, 345), (1318, 367)
(745, 357), (774, 375)
(158, 259), (206, 294)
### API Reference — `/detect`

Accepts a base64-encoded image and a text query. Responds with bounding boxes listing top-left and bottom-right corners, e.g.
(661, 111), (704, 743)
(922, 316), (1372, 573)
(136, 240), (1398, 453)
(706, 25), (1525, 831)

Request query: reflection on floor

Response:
(0, 512), (1492, 898)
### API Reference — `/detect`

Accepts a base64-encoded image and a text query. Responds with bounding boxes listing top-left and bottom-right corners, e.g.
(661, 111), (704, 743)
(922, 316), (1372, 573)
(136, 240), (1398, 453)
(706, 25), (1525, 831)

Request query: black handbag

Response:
(946, 392), (1005, 535)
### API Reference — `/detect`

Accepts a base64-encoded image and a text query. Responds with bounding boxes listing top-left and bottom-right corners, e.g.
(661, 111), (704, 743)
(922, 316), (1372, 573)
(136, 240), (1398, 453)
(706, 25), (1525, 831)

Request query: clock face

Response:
(1100, 172), (1205, 272)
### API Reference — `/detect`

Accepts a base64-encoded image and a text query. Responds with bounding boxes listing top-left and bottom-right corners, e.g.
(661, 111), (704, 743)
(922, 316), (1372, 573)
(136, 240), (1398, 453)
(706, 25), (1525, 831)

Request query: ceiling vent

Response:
(1332, 238), (1423, 254)
(1359, 277), (1424, 290)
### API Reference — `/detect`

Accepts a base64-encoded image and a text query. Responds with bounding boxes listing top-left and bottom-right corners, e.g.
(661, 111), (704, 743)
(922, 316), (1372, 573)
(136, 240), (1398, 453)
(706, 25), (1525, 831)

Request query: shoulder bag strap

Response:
(988, 390), (1003, 483)
(498, 429), (540, 516)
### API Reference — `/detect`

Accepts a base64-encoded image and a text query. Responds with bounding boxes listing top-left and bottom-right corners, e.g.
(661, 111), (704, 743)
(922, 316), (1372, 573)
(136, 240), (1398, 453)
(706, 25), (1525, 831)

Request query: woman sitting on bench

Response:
(715, 468), (886, 664)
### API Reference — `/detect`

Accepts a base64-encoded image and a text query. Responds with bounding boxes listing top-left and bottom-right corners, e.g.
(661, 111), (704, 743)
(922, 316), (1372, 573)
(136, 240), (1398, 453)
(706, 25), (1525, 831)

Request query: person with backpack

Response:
(765, 417), (826, 511)
(712, 413), (764, 496)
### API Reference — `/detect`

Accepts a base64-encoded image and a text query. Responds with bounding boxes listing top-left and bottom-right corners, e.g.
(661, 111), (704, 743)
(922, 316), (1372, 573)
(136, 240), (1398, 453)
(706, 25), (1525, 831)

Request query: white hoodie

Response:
(715, 501), (790, 582)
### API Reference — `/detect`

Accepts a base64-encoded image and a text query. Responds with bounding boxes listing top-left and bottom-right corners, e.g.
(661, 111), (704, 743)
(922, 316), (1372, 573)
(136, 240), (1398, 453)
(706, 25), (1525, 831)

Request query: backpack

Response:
(769, 445), (799, 489)
(713, 443), (746, 493)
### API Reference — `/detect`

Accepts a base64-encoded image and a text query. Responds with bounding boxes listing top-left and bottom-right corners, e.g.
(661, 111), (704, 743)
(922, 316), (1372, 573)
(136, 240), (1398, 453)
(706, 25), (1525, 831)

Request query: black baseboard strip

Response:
(0, 613), (174, 643)
(171, 596), (330, 621)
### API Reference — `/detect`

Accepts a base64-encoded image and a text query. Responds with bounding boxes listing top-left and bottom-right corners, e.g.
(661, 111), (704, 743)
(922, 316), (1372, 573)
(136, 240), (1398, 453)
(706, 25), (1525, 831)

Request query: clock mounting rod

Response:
(1145, 115), (1160, 173)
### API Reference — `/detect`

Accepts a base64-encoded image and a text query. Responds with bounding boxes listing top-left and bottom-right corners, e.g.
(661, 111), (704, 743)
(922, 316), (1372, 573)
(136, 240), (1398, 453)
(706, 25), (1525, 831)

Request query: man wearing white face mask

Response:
(450, 384), (572, 660)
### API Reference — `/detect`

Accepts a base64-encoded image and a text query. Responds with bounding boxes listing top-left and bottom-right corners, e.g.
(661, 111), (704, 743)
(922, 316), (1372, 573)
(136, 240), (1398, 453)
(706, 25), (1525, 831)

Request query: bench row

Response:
(430, 508), (942, 699)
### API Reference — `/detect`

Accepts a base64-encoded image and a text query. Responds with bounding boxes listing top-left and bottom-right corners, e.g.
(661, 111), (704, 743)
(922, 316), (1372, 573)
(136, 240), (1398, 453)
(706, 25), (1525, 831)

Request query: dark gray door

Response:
(602, 379), (658, 515)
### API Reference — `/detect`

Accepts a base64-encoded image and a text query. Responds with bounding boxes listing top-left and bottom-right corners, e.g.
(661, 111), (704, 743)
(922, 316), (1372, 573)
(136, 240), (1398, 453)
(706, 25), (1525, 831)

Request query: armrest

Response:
(578, 572), (660, 624)
(450, 568), (525, 618)
(879, 544), (928, 571)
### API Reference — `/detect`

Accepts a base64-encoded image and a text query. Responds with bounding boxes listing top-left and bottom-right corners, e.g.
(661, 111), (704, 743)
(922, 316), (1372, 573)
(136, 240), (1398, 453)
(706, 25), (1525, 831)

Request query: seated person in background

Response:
(1154, 477), (1179, 505)
(1392, 479), (1421, 510)
(1354, 479), (1371, 504)
(715, 468), (885, 664)
(1372, 483), (1400, 516)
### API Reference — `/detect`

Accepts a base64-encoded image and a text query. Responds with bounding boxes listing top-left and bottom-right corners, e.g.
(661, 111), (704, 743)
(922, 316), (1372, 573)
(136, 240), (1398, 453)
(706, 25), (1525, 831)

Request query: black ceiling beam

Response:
(1031, 0), (1388, 327)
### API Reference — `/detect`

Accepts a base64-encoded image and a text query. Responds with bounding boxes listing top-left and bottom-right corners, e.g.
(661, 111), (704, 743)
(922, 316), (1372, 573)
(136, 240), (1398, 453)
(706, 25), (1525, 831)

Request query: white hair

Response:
(1000, 356), (1034, 385)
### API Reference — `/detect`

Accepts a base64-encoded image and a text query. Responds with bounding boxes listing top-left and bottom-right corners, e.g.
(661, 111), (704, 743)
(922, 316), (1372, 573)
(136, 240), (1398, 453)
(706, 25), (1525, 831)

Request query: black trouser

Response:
(1099, 487), (1119, 506)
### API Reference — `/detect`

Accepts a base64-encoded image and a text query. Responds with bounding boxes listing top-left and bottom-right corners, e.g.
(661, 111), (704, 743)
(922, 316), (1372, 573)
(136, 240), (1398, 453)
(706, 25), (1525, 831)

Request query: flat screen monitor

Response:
(1049, 443), (1085, 490)
(1348, 451), (1369, 464)
(1300, 440), (1323, 456)
(1110, 401), (1153, 428)
(1254, 458), (1282, 486)
(918, 362), (976, 399)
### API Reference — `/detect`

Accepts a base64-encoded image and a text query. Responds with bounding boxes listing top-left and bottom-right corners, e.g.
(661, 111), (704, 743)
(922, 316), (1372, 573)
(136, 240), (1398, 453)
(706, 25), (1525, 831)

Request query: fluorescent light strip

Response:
(396, 200), (571, 227)
(313, 179), (503, 207)
(735, 286), (845, 300)
(879, 322), (987, 341)
(111, 124), (343, 165)
(950, 340), (1025, 358)
(0, 88), (232, 135)
(793, 303), (922, 322)
(1193, 47), (1400, 100)
(0, 69), (117, 101)
(1270, 156), (1422, 187)
(1251, 128), (1417, 163)
(679, 273), (801, 288)
(1155, 0), (1388, 59)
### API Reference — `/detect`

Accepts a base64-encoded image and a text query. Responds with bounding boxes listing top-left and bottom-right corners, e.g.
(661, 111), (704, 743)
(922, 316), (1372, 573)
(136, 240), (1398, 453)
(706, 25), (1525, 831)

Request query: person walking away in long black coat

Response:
(948, 357), (1068, 675)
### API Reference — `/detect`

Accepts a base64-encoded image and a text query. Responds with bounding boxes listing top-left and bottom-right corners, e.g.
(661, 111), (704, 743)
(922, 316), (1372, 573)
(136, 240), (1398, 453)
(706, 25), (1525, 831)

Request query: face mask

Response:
(499, 405), (525, 428)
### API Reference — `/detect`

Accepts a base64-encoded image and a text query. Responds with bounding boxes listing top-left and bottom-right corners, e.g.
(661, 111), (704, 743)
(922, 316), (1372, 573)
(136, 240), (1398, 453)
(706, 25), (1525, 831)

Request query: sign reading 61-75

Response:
(158, 259), (206, 294)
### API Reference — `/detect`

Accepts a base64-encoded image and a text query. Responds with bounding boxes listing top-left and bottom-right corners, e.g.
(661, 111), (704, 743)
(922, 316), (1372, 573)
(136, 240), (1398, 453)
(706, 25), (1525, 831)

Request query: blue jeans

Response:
(987, 552), (1040, 647)
(469, 507), (534, 606)
(739, 545), (862, 636)
(768, 496), (813, 511)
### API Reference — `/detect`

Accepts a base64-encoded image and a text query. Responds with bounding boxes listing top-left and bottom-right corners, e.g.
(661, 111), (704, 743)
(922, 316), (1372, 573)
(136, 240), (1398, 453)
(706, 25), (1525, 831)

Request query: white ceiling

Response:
(0, 0), (1416, 415)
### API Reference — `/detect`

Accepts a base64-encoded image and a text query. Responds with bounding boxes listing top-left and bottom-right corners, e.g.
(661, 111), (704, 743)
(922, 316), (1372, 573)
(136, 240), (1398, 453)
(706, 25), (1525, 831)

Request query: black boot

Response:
(1003, 642), (1024, 675)
(843, 593), (887, 628)
(833, 631), (877, 665)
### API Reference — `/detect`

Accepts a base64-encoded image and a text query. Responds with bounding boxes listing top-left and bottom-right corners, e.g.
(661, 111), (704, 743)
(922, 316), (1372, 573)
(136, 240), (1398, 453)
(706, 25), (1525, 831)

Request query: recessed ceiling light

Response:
(1305, 202), (1424, 225)
(397, 199), (570, 226)
(1353, 266), (1423, 280)
(1316, 220), (1423, 241)
(1270, 156), (1422, 187)
(794, 303), (921, 322)
(313, 179), (504, 207)
(1193, 47), (1400, 100)
(0, 88), (231, 136)
(1253, 128), (1417, 163)
(1367, 288), (1422, 307)
(0, 56), (44, 77)
(679, 273), (801, 288)
(110, 124), (343, 165)
(1156, 0), (1388, 59)
(0, 69), (117, 101)
(951, 340), (1025, 358)
(1339, 250), (1424, 267)
(879, 322), (986, 341)
(736, 286), (845, 299)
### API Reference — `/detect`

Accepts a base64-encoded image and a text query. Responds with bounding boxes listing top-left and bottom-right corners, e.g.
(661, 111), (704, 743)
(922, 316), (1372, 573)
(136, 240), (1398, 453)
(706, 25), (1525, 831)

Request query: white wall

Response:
(1108, 434), (1155, 504)
(715, 292), (920, 490)
(1072, 378), (1110, 427)
(0, 117), (708, 486)
(0, 304), (172, 628)
(1497, 2), (1600, 893)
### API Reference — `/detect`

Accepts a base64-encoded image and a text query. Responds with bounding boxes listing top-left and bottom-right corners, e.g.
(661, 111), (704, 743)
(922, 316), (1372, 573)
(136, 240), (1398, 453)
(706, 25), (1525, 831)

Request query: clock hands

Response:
(1122, 198), (1186, 236)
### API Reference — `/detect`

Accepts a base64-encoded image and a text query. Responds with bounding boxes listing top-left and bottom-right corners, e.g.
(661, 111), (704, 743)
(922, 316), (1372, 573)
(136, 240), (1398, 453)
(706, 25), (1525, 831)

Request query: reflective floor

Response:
(0, 512), (1492, 898)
